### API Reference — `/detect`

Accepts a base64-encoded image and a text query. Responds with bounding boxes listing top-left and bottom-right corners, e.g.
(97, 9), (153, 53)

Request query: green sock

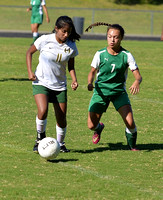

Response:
(125, 131), (137, 149)
(33, 36), (39, 43)
(32, 32), (39, 43)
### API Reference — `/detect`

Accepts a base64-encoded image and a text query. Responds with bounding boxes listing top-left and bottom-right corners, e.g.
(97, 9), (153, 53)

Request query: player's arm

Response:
(42, 5), (50, 23)
(68, 57), (78, 90)
(26, 44), (38, 81)
(88, 67), (97, 91)
(129, 69), (142, 95)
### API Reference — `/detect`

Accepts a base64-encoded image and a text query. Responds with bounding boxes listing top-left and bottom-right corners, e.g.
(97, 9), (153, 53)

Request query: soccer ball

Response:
(38, 137), (60, 160)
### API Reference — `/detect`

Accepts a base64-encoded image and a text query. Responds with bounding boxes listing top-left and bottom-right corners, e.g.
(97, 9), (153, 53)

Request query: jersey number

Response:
(56, 54), (62, 62)
(111, 64), (115, 73)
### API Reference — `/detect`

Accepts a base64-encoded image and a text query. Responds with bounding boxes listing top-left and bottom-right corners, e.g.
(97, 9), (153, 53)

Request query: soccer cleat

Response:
(33, 131), (46, 153)
(92, 123), (104, 144)
(60, 143), (70, 153)
(131, 148), (140, 151)
(33, 140), (40, 153)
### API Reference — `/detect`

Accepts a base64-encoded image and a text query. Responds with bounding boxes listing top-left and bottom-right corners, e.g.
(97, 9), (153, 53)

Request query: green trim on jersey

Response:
(94, 47), (130, 96)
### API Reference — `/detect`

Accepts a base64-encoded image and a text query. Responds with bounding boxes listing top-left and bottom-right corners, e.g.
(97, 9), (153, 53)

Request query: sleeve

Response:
(70, 43), (78, 58)
(34, 35), (46, 51)
(91, 51), (100, 69)
(41, 0), (46, 6)
(127, 52), (138, 71)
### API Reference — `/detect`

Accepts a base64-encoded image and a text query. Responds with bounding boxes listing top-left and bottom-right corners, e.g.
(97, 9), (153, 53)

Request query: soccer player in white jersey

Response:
(27, 0), (50, 44)
(86, 23), (142, 151)
(26, 16), (80, 153)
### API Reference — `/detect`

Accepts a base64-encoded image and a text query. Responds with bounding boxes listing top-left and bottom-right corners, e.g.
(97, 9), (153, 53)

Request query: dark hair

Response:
(52, 16), (80, 42)
(107, 24), (125, 39)
(85, 22), (125, 39)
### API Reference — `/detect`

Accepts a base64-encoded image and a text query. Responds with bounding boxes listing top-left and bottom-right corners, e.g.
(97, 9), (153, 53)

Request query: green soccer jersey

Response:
(30, 0), (45, 15)
(91, 47), (138, 96)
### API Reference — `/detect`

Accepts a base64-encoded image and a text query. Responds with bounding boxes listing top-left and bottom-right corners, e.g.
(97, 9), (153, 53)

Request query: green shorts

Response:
(31, 14), (43, 24)
(33, 85), (67, 103)
(89, 92), (130, 114)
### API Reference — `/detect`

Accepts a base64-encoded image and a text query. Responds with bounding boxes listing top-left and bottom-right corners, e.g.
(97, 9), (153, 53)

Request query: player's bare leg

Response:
(88, 112), (104, 144)
(31, 23), (40, 43)
(33, 94), (48, 152)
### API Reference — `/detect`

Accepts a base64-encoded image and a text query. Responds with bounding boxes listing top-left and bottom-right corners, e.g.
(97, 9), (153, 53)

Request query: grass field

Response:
(0, 37), (162, 199)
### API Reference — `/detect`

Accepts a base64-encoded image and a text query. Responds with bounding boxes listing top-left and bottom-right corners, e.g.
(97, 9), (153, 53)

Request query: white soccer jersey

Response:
(33, 33), (78, 91)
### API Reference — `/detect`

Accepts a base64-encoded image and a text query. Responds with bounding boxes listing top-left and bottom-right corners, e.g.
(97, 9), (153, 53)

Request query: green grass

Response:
(0, 37), (163, 200)
(0, 0), (163, 36)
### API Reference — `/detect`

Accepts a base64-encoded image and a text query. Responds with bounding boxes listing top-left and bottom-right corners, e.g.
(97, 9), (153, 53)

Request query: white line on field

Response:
(1, 143), (162, 198)
(59, 162), (113, 180)
(131, 96), (163, 105)
(59, 162), (163, 198)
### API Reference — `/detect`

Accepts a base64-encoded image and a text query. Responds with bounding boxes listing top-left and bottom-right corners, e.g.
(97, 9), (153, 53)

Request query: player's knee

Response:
(124, 115), (135, 128)
(37, 110), (48, 120)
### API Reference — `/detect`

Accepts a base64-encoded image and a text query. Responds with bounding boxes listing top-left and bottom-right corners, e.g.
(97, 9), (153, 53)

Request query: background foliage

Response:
(114, 0), (163, 5)
(0, 0), (163, 9)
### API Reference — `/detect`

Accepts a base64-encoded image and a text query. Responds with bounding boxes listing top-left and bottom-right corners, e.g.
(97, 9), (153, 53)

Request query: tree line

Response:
(114, 0), (162, 5)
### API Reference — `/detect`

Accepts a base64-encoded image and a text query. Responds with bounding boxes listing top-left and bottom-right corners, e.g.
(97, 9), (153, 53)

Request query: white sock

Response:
(33, 32), (39, 38)
(56, 124), (67, 146)
(36, 116), (47, 139)
(126, 127), (137, 134)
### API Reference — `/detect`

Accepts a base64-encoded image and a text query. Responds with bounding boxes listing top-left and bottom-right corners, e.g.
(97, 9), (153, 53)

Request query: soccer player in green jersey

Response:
(27, 0), (50, 43)
(86, 23), (142, 151)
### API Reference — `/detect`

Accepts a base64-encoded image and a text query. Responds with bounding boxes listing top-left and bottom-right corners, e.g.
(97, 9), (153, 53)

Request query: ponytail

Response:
(85, 22), (125, 39)
(85, 22), (111, 32)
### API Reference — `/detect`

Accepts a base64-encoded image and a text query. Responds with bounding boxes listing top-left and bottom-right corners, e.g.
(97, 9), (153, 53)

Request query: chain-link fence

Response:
(0, 5), (162, 36)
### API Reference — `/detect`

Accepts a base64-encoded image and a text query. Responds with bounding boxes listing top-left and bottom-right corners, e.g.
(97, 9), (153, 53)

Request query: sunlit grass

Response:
(0, 37), (162, 200)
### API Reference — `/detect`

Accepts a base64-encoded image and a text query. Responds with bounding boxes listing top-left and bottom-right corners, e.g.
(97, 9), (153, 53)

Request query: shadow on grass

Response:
(72, 143), (163, 153)
(0, 78), (29, 82)
(48, 158), (78, 163)
(136, 143), (163, 151)
(72, 146), (110, 154)
(107, 143), (163, 151)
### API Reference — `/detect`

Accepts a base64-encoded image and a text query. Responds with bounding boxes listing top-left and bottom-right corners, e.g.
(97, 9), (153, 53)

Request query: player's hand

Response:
(46, 17), (50, 23)
(87, 83), (94, 91)
(129, 80), (140, 95)
(71, 81), (78, 90)
(26, 8), (31, 12)
(28, 72), (36, 81)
